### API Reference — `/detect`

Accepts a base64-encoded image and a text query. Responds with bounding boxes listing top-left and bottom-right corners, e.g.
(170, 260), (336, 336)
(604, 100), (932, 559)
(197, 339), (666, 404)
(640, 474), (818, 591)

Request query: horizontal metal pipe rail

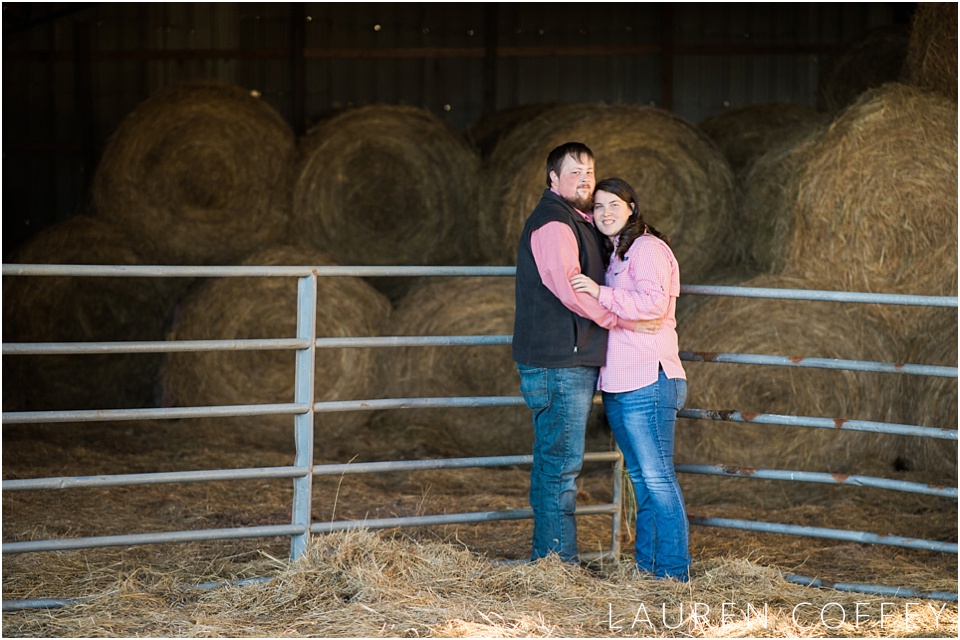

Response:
(5, 399), (957, 448)
(4, 263), (958, 308)
(4, 338), (313, 355)
(312, 504), (619, 534)
(3, 598), (84, 612)
(690, 516), (958, 554)
(309, 451), (620, 475)
(1, 264), (518, 278)
(781, 575), (958, 602)
(3, 525), (307, 554)
(676, 464), (958, 498)
(2, 264), (957, 606)
(3, 466), (311, 491)
(680, 408), (958, 440)
(2, 403), (311, 424)
(680, 351), (957, 378)
(6, 337), (953, 378)
(2, 335), (512, 355)
(4, 460), (949, 497)
(681, 283), (958, 307)
(2, 452), (621, 554)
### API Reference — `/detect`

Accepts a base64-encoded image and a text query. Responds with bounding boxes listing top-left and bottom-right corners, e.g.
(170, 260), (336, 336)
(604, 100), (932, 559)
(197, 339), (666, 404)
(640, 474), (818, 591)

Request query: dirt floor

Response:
(2, 418), (957, 637)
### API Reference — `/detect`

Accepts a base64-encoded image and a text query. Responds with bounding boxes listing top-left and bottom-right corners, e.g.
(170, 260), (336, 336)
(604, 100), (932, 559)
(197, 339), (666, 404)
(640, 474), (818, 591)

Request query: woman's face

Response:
(593, 190), (633, 237)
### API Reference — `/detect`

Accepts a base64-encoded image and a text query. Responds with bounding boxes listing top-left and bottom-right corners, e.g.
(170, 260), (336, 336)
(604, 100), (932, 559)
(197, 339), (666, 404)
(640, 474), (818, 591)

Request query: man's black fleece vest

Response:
(513, 189), (608, 368)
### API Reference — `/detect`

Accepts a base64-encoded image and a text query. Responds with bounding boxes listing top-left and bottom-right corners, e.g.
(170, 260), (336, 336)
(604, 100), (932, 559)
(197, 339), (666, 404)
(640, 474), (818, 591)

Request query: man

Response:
(513, 141), (655, 562)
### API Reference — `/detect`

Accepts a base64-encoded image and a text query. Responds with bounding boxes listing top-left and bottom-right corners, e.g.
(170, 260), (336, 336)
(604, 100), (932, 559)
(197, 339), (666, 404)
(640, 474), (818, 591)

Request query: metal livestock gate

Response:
(2, 263), (957, 610)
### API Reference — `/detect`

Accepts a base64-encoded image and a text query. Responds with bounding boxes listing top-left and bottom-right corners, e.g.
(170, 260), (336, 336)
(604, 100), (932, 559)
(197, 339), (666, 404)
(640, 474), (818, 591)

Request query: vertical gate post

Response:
(611, 446), (624, 561)
(290, 272), (318, 560)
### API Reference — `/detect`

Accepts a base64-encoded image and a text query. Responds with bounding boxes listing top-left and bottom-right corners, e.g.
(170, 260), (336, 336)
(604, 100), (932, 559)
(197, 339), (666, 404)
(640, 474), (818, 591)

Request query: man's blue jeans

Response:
(517, 364), (599, 562)
(603, 371), (690, 581)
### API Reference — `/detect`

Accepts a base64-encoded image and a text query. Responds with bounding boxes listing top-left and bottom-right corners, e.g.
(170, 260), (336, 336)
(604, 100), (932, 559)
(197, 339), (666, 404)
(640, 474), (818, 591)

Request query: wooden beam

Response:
(73, 20), (96, 195)
(660, 5), (674, 111)
(3, 43), (840, 63)
(482, 4), (499, 117)
(290, 3), (307, 138)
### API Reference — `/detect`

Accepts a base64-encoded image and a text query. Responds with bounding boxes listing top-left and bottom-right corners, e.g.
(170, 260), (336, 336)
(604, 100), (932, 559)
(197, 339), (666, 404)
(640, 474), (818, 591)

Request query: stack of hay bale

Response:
(9, 85), (496, 456)
(8, 7), (955, 469)
(680, 19), (957, 477)
(6, 82), (305, 437)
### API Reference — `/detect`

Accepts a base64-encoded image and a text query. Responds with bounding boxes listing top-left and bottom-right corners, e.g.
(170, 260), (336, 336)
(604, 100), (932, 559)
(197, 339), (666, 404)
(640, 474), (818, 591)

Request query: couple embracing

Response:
(512, 142), (689, 582)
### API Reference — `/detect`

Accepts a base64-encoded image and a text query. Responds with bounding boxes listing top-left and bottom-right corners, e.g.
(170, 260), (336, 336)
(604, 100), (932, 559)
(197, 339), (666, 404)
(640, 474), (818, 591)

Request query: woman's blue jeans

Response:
(517, 364), (599, 562)
(603, 371), (690, 581)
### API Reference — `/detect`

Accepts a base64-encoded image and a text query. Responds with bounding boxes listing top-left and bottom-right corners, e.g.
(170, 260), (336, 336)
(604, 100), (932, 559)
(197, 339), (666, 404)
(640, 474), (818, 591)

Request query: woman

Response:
(570, 177), (690, 581)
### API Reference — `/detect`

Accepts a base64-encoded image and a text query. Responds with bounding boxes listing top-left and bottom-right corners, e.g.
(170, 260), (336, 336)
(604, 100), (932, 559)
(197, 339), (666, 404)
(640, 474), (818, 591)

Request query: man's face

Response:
(550, 153), (595, 212)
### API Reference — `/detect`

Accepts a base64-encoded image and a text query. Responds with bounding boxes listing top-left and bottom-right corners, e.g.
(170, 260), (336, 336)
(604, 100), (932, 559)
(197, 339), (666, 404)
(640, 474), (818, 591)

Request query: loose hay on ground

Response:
(3, 414), (955, 638)
(92, 81), (296, 266)
(3, 530), (955, 638)
(160, 245), (391, 451)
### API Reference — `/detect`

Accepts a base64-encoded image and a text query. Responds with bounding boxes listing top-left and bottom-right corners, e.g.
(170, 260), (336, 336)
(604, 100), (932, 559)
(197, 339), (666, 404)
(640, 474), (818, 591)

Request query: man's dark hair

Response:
(545, 142), (594, 188)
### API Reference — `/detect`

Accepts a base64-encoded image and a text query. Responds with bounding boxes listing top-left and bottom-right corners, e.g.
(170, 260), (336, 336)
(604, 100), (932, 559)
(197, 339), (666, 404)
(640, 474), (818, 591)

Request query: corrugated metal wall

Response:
(2, 2), (908, 257)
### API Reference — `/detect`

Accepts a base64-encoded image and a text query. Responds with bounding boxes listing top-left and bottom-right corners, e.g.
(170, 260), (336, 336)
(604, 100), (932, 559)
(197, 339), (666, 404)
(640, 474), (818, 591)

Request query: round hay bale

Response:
(738, 120), (828, 272)
(888, 309), (958, 480)
(676, 274), (903, 472)
(785, 84), (958, 303)
(2, 216), (180, 411)
(817, 25), (910, 112)
(698, 102), (826, 179)
(292, 105), (482, 273)
(902, 2), (958, 101)
(370, 276), (530, 456)
(160, 245), (391, 450)
(481, 103), (738, 284)
(467, 104), (554, 158)
(92, 81), (296, 265)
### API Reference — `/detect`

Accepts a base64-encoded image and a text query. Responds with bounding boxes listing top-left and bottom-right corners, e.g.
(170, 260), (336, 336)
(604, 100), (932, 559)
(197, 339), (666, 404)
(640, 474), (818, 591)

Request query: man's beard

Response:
(562, 193), (593, 212)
